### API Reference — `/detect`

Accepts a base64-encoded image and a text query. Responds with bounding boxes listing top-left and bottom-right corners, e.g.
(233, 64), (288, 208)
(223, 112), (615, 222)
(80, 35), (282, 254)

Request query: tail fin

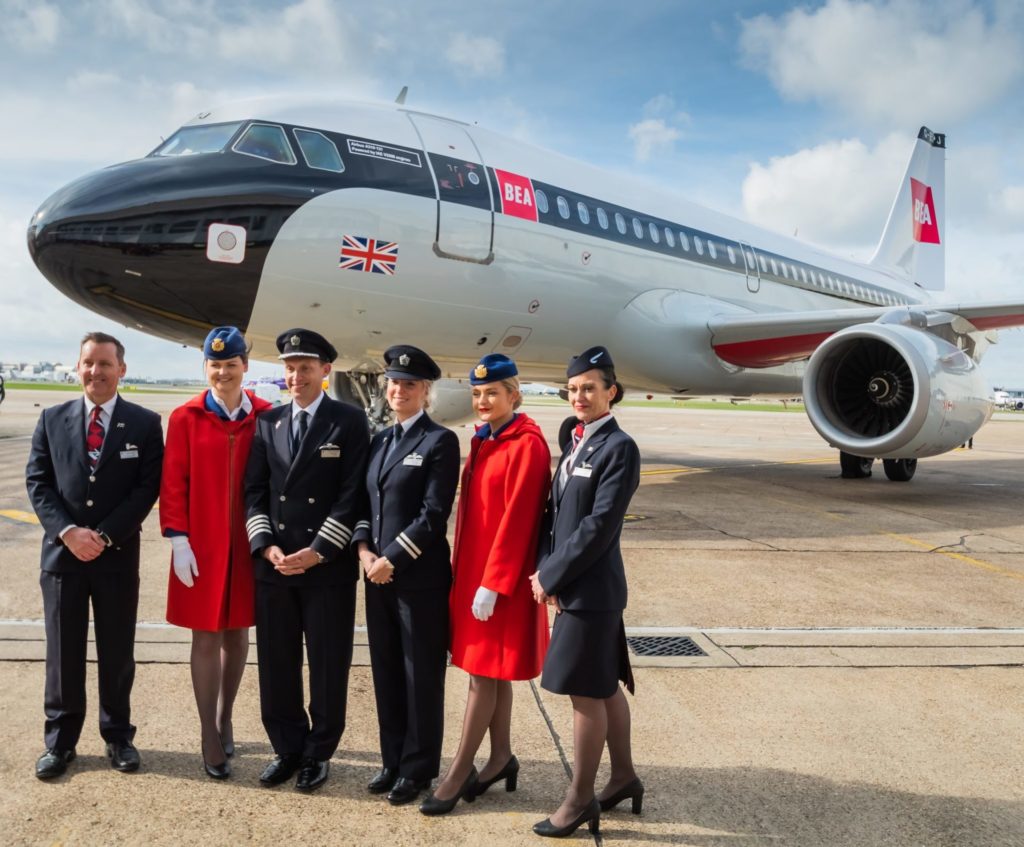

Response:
(869, 127), (946, 290)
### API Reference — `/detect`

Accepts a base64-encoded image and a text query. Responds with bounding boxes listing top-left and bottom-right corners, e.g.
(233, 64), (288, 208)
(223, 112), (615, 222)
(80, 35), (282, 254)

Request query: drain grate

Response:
(627, 636), (706, 657)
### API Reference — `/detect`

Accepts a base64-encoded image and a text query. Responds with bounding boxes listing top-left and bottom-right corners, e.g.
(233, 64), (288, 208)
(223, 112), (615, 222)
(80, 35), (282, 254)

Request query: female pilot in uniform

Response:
(160, 326), (272, 778)
(530, 346), (643, 838)
(352, 345), (461, 806)
(420, 353), (551, 816)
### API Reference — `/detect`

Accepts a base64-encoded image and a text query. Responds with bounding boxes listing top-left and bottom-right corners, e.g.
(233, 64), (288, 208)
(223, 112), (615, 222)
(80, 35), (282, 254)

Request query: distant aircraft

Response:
(26, 97), (1024, 481)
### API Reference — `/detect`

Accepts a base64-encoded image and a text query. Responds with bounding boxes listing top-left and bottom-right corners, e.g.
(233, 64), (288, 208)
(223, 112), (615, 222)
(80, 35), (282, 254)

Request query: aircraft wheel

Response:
(839, 451), (873, 478)
(883, 458), (917, 482)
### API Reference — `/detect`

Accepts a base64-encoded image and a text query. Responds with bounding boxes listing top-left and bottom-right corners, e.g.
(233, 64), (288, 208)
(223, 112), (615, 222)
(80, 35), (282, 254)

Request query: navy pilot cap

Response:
(203, 326), (247, 360)
(276, 328), (337, 363)
(469, 353), (518, 385)
(567, 345), (614, 377)
(384, 345), (441, 380)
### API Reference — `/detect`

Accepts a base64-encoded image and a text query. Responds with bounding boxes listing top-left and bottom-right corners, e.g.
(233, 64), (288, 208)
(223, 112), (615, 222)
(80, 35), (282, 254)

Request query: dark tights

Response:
(191, 628), (249, 766)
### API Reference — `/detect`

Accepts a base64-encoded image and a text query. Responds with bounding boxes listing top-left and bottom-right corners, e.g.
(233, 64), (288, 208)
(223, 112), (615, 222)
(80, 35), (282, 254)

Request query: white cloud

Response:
(445, 33), (506, 77)
(1, 0), (60, 50)
(739, 0), (1024, 128)
(628, 118), (682, 163)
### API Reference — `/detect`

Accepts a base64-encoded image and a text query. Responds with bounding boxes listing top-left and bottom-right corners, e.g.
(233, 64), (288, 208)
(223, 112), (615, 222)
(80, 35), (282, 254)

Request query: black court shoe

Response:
(598, 777), (644, 814)
(467, 755), (519, 799)
(203, 754), (231, 780)
(532, 798), (601, 838)
(419, 767), (478, 816)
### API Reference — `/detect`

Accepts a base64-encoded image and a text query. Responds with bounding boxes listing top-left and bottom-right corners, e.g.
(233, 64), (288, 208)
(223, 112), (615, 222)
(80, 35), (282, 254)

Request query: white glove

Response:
(170, 536), (199, 588)
(472, 586), (499, 621)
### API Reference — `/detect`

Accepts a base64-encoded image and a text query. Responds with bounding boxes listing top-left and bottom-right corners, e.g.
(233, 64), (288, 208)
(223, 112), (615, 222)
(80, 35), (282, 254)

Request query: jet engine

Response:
(803, 320), (992, 460)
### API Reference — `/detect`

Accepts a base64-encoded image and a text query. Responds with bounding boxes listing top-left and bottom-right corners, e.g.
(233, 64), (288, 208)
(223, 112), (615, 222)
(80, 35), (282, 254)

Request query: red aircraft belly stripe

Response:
(713, 331), (834, 368)
(966, 313), (1024, 331)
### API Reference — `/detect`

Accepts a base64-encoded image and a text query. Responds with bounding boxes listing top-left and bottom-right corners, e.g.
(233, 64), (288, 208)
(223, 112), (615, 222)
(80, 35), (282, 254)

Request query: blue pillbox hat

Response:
(469, 353), (518, 385)
(203, 326), (247, 360)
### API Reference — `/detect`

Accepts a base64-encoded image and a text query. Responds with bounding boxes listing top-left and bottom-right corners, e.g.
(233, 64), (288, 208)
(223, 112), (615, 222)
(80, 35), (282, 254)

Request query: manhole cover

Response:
(627, 636), (706, 657)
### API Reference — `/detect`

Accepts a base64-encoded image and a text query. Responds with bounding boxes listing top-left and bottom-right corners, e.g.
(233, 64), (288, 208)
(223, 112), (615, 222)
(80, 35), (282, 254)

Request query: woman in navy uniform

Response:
(530, 346), (643, 838)
(353, 345), (460, 806)
(243, 328), (369, 793)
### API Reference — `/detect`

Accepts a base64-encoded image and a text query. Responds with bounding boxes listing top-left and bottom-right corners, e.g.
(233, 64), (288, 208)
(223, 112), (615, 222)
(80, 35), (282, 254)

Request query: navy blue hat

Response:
(384, 345), (441, 380)
(276, 328), (337, 363)
(567, 345), (614, 377)
(204, 326), (247, 360)
(469, 353), (518, 385)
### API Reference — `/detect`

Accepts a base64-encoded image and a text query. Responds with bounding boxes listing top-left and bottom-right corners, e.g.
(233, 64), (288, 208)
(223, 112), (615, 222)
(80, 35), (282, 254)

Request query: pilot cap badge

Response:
(399, 354), (410, 366)
(290, 335), (301, 347)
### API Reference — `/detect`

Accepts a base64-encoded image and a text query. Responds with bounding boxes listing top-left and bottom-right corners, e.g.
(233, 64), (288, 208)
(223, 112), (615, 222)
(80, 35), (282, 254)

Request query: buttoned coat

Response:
(243, 396), (369, 584)
(26, 395), (164, 572)
(352, 413), (460, 591)
(537, 417), (640, 611)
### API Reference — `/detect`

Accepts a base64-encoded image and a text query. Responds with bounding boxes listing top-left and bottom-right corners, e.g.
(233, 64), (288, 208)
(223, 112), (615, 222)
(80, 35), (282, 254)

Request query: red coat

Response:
(160, 390), (272, 630)
(450, 413), (551, 680)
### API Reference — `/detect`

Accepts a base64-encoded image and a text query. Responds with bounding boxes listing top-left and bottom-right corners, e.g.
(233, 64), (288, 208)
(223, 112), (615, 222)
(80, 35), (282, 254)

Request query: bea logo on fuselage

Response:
(494, 169), (538, 222)
(910, 178), (940, 244)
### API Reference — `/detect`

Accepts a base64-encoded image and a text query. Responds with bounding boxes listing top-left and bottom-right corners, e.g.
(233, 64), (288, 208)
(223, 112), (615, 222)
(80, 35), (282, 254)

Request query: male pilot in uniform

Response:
(244, 328), (369, 792)
(26, 332), (163, 779)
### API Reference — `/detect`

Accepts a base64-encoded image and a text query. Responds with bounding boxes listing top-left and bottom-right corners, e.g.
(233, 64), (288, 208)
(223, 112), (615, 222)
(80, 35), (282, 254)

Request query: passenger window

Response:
(665, 228), (675, 247)
(615, 212), (627, 234)
(726, 245), (736, 264)
(648, 222), (660, 243)
(557, 196), (570, 219)
(535, 189), (549, 214)
(780, 261), (788, 279)
(597, 207), (609, 230)
(770, 258), (778, 275)
(294, 129), (345, 173)
(759, 255), (767, 272)
(233, 123), (297, 164)
(708, 240), (717, 259)
(694, 235), (704, 255)
(745, 251), (755, 269)
(577, 202), (590, 225)
(632, 217), (643, 239)
(801, 268), (809, 283)
(679, 231), (690, 251)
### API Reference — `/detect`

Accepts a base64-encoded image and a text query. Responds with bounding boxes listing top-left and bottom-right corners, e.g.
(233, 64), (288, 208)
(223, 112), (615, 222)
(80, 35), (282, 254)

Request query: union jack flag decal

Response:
(339, 235), (399, 275)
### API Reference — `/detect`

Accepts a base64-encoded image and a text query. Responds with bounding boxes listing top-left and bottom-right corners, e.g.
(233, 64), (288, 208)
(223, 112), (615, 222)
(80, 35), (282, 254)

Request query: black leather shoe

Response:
(106, 741), (141, 773)
(35, 748), (75, 780)
(533, 798), (601, 838)
(367, 767), (398, 794)
(419, 767), (478, 816)
(295, 758), (330, 792)
(598, 776), (644, 814)
(387, 777), (430, 806)
(203, 754), (231, 780)
(259, 754), (302, 787)
(468, 755), (519, 798)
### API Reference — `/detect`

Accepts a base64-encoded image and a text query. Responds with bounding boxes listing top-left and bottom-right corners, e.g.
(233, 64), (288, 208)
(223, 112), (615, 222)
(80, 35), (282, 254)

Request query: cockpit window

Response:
(294, 129), (345, 173)
(150, 122), (243, 157)
(232, 123), (297, 165)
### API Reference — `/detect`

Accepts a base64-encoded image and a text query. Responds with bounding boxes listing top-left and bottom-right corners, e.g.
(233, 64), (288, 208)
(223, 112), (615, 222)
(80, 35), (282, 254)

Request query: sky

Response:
(1, 0), (1022, 385)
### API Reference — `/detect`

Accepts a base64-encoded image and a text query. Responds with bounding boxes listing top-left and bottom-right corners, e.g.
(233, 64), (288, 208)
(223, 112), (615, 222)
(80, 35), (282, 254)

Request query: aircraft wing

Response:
(709, 301), (1024, 368)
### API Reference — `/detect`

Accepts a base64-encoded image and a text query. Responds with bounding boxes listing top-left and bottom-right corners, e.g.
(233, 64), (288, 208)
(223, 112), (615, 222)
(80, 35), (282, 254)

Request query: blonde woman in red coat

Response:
(420, 354), (551, 815)
(159, 327), (272, 779)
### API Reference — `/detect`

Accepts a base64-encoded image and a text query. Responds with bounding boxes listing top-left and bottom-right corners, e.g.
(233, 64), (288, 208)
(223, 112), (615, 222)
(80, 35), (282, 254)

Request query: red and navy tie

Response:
(86, 406), (104, 470)
(572, 422), (585, 451)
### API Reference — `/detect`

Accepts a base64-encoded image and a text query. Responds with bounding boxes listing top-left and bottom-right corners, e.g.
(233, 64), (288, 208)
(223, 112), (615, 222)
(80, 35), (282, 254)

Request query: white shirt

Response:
(291, 391), (325, 440)
(395, 408), (425, 434)
(559, 413), (615, 489)
(210, 390), (253, 421)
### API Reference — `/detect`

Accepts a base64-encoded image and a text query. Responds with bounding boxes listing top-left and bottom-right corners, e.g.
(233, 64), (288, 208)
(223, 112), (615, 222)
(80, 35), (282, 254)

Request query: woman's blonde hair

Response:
(500, 376), (523, 410)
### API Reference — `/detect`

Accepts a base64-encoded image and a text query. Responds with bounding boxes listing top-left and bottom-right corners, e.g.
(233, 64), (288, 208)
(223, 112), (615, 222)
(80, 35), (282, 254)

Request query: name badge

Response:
(573, 466), (592, 478)
(120, 449), (139, 459)
(320, 443), (340, 459)
(403, 453), (424, 467)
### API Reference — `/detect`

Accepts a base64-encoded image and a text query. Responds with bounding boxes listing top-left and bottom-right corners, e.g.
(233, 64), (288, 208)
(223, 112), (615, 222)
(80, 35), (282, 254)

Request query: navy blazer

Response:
(26, 395), (164, 573)
(536, 417), (640, 611)
(244, 395), (369, 586)
(352, 413), (460, 591)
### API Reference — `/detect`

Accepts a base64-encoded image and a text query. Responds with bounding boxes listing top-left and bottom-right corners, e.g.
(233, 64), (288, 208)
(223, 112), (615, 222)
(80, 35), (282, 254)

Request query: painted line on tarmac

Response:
(0, 509), (39, 525)
(639, 456), (833, 478)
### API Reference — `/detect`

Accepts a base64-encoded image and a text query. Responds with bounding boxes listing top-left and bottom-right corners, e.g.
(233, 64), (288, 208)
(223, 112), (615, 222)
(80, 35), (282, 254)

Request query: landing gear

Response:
(332, 371), (391, 431)
(839, 451), (873, 478)
(882, 458), (917, 482)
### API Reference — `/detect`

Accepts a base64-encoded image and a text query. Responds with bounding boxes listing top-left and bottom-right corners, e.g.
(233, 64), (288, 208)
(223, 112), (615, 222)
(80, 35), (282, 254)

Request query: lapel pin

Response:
(116, 422), (126, 428)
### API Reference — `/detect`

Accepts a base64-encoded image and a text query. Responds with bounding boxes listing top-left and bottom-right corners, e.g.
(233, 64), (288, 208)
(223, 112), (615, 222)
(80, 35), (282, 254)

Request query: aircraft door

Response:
(407, 114), (494, 264)
(738, 241), (760, 293)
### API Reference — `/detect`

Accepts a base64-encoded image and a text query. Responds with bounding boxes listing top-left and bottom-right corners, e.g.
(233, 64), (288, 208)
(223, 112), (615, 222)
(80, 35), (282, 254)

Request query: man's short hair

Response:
(80, 332), (126, 364)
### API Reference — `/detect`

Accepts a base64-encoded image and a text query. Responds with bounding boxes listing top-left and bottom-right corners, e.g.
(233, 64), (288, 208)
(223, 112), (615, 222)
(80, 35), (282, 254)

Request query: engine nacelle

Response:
(803, 322), (992, 459)
(331, 372), (474, 429)
(428, 378), (475, 425)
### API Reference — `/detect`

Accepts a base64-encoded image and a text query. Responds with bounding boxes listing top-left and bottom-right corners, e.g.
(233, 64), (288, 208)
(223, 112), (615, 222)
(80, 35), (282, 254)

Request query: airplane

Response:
(26, 95), (1024, 482)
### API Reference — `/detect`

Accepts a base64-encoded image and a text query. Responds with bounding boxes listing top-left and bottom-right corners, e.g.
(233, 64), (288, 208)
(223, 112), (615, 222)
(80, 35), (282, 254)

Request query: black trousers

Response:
(40, 569), (139, 750)
(255, 579), (356, 761)
(365, 583), (449, 781)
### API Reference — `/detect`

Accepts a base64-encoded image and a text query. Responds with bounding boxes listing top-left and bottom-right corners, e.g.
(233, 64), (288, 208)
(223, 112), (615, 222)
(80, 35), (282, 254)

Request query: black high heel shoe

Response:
(532, 798), (600, 838)
(219, 723), (235, 758)
(419, 767), (478, 816)
(598, 777), (644, 814)
(203, 754), (231, 780)
(468, 755), (519, 799)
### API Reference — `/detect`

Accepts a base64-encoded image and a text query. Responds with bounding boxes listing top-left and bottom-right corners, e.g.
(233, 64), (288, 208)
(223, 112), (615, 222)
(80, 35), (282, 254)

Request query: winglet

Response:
(395, 86), (408, 105)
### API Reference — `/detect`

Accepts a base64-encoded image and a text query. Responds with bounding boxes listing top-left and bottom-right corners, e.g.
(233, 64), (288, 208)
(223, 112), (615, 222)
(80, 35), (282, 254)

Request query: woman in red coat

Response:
(420, 354), (551, 815)
(159, 326), (272, 779)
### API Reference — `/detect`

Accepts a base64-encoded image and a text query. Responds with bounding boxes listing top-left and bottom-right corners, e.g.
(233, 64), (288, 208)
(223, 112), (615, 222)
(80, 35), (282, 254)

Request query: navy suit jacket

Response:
(352, 413), (460, 591)
(244, 395), (369, 586)
(536, 417), (640, 611)
(26, 395), (164, 573)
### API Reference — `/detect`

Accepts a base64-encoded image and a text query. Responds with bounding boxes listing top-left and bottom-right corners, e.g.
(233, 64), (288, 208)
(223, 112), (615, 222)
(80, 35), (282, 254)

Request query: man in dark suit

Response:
(244, 328), (369, 792)
(26, 332), (163, 779)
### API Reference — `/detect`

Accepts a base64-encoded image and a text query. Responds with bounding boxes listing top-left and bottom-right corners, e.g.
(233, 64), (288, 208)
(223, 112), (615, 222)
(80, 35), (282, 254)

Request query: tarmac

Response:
(1, 388), (1023, 846)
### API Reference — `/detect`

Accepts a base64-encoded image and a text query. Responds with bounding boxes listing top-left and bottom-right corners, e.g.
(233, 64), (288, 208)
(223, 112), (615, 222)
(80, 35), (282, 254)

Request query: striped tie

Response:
(86, 406), (104, 470)
(571, 422), (585, 451)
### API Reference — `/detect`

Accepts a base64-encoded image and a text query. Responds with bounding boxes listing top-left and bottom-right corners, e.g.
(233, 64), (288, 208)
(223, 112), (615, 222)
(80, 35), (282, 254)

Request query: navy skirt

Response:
(540, 609), (635, 698)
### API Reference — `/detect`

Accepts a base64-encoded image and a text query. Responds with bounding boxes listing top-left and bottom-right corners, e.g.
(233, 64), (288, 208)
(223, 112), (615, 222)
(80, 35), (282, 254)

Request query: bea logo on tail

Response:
(910, 178), (940, 244)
